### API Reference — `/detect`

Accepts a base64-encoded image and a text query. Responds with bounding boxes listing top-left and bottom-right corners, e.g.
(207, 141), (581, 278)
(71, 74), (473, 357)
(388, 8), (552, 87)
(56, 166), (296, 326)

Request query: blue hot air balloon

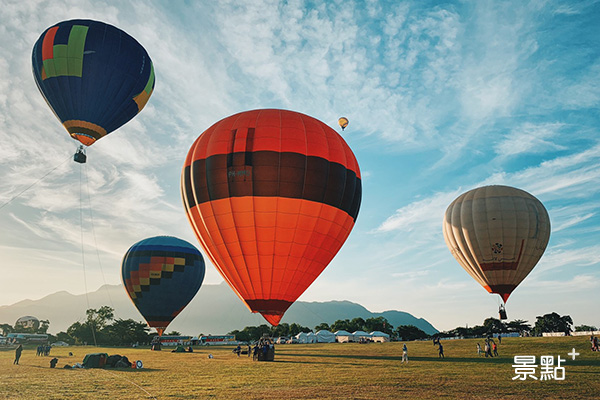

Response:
(122, 236), (205, 336)
(32, 19), (155, 147)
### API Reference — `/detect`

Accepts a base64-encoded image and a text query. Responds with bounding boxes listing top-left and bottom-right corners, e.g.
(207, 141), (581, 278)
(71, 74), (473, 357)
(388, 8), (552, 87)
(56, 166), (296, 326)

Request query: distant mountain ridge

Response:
(0, 283), (438, 335)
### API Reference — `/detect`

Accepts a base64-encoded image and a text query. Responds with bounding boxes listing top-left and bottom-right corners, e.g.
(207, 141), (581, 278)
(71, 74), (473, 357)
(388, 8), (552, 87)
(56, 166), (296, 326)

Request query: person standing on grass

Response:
(477, 342), (482, 356)
(402, 343), (408, 363)
(14, 344), (23, 365)
(438, 342), (444, 358)
(493, 342), (498, 357)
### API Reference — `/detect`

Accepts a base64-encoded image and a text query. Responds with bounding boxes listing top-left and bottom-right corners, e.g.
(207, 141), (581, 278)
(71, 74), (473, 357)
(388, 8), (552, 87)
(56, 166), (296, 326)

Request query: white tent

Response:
(334, 330), (354, 343)
(295, 332), (309, 344)
(306, 332), (317, 344)
(315, 330), (336, 343)
(352, 331), (372, 342)
(370, 331), (390, 343)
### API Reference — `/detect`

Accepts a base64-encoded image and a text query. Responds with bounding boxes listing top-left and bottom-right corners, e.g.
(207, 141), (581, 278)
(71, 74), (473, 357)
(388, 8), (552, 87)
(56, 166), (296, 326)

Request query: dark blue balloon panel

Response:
(122, 236), (205, 334)
(32, 19), (155, 146)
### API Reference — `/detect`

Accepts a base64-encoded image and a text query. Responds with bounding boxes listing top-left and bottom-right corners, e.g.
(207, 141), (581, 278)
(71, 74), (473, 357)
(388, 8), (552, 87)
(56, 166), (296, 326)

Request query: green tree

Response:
(288, 323), (311, 336)
(395, 325), (428, 341)
(331, 318), (366, 332)
(483, 317), (506, 334)
(364, 317), (393, 335)
(104, 319), (150, 345)
(314, 323), (330, 332)
(506, 319), (531, 334)
(575, 325), (597, 332)
(54, 331), (73, 344)
(66, 306), (115, 345)
(86, 306), (114, 331)
(270, 323), (290, 338)
(166, 331), (181, 336)
(532, 312), (573, 336)
(229, 325), (271, 342)
(350, 318), (366, 332)
(67, 321), (96, 345)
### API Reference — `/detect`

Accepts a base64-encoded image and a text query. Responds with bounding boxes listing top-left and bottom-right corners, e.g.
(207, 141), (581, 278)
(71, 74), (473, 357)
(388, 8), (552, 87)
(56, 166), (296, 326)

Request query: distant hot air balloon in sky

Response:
(121, 236), (205, 336)
(182, 109), (362, 326)
(338, 117), (349, 131)
(32, 19), (155, 147)
(443, 185), (550, 315)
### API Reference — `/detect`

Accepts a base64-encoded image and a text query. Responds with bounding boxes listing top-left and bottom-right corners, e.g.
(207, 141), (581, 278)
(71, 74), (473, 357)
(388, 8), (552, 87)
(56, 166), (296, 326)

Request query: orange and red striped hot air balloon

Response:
(181, 109), (362, 325)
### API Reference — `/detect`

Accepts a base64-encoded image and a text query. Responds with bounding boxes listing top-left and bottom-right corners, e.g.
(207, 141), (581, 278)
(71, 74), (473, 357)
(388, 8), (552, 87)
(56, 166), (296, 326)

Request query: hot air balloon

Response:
(121, 236), (205, 336)
(32, 19), (155, 159)
(338, 117), (349, 131)
(181, 109), (362, 325)
(443, 185), (550, 318)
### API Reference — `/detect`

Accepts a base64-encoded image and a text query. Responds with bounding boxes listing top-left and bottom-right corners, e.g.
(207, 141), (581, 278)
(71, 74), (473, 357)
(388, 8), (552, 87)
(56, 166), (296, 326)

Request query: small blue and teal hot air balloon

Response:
(32, 19), (155, 147)
(122, 236), (205, 336)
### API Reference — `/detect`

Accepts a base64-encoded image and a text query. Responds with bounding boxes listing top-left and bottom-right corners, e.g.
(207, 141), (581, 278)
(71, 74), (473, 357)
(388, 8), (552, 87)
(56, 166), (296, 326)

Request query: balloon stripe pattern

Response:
(32, 19), (155, 146)
(182, 109), (361, 326)
(443, 185), (550, 303)
(122, 236), (205, 336)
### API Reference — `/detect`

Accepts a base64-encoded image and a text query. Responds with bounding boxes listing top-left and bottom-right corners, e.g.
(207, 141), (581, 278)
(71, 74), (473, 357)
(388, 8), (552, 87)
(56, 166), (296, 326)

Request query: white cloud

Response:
(375, 189), (462, 233)
(495, 122), (566, 157)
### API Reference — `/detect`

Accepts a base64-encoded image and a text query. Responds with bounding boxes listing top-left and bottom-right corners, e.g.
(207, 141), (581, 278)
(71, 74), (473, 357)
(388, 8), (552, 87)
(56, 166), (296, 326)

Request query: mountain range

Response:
(0, 282), (438, 335)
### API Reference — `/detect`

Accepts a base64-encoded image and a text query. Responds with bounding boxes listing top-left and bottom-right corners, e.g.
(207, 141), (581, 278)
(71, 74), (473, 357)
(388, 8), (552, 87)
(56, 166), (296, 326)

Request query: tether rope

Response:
(0, 153), (72, 211)
(79, 164), (97, 346)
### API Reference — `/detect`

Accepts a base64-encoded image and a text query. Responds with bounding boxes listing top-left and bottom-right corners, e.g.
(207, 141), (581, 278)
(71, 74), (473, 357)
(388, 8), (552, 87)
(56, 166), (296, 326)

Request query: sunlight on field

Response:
(1, 336), (599, 399)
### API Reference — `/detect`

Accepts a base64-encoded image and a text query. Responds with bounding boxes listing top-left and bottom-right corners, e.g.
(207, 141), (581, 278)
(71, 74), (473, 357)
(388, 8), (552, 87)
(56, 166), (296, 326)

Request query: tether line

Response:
(0, 153), (72, 211)
(79, 164), (97, 346)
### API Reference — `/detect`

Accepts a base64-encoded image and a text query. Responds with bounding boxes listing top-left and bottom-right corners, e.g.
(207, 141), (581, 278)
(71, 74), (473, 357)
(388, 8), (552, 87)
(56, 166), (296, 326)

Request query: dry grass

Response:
(0, 336), (598, 399)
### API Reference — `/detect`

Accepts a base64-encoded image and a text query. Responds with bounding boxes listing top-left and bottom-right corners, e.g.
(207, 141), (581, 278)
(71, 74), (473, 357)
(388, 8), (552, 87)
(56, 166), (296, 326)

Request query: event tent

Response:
(315, 330), (336, 343)
(370, 331), (390, 342)
(334, 330), (354, 343)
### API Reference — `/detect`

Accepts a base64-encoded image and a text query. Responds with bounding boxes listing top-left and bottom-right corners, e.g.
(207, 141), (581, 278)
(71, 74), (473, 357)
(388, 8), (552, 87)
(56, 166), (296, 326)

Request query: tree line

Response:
(435, 312), (593, 339)
(1, 308), (594, 346)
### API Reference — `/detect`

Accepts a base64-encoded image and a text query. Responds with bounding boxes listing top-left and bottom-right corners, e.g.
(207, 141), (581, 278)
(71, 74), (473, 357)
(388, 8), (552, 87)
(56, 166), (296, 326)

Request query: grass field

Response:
(1, 336), (599, 399)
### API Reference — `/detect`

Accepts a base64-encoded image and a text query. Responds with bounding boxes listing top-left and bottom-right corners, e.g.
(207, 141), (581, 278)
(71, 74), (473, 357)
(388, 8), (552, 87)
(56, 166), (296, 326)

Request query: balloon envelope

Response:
(443, 185), (550, 302)
(338, 117), (349, 130)
(32, 19), (155, 146)
(121, 236), (205, 335)
(181, 109), (361, 325)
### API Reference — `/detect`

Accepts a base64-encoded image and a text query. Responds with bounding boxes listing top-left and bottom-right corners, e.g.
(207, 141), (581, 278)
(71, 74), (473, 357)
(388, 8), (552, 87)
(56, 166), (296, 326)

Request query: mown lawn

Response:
(0, 336), (598, 399)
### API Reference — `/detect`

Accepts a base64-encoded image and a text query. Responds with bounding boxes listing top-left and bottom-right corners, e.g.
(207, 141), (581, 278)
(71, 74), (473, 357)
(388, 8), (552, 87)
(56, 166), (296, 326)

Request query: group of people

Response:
(591, 335), (599, 351)
(36, 344), (51, 356)
(477, 336), (499, 357)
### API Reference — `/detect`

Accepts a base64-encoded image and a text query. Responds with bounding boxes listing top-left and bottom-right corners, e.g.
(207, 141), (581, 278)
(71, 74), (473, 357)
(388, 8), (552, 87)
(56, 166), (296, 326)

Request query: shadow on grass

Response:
(16, 364), (159, 372)
(277, 352), (517, 364)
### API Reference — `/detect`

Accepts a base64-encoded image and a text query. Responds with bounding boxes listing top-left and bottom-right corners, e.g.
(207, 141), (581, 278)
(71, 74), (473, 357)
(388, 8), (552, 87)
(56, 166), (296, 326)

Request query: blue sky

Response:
(0, 0), (598, 332)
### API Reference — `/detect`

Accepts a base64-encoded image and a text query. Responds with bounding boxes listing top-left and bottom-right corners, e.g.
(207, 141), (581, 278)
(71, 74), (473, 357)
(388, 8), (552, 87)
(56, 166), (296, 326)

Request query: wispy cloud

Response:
(375, 189), (462, 233)
(495, 122), (566, 158)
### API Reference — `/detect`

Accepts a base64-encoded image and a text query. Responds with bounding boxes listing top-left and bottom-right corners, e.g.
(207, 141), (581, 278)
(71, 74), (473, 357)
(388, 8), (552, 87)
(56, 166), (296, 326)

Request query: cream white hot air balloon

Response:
(443, 185), (550, 318)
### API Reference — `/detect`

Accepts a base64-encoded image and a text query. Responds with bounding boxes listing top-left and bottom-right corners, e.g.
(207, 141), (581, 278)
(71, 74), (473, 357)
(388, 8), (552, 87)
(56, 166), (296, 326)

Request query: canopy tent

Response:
(370, 331), (390, 343)
(334, 330), (354, 343)
(315, 330), (336, 343)
(352, 331), (372, 342)
(295, 332), (309, 344)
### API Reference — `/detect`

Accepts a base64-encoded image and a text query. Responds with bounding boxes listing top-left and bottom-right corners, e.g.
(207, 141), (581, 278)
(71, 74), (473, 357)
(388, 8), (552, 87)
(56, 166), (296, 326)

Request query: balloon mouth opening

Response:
(484, 285), (515, 303)
(245, 299), (293, 326)
(64, 120), (107, 146)
(261, 313), (284, 326)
